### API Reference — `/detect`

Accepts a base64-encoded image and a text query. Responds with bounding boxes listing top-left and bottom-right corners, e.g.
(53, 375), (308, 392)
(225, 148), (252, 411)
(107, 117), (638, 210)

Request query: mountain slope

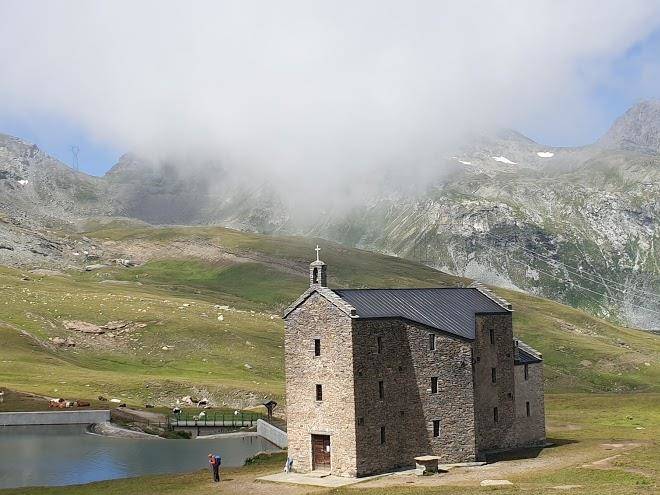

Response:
(0, 102), (658, 330)
(599, 99), (660, 153)
(0, 225), (657, 411)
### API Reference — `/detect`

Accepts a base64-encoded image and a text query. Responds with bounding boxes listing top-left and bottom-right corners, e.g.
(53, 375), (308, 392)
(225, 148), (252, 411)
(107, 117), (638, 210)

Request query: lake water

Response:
(0, 425), (280, 489)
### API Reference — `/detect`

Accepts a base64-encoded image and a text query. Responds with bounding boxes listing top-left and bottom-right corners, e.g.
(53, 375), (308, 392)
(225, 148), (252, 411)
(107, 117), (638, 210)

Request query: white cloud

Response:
(1, 0), (660, 204)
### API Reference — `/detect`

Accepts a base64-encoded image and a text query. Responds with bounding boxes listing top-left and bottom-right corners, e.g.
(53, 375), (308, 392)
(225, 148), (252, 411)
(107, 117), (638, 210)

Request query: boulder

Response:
(63, 320), (105, 334)
(101, 321), (131, 331)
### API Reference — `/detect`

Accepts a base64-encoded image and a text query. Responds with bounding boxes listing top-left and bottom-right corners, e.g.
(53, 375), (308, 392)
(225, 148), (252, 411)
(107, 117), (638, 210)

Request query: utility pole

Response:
(70, 145), (80, 171)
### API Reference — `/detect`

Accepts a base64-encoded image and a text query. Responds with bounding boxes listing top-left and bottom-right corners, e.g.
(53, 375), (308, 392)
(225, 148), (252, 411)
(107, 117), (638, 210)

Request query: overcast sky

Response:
(2, 0), (660, 177)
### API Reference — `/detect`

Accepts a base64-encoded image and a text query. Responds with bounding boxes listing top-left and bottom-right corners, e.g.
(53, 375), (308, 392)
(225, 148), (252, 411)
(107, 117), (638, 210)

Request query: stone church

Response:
(283, 252), (545, 477)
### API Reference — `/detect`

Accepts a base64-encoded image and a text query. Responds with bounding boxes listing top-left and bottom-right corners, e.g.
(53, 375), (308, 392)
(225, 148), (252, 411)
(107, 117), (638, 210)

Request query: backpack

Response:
(214, 455), (221, 466)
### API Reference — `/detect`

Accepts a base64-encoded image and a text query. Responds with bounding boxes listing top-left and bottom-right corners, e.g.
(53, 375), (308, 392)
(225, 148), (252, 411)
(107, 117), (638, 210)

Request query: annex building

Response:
(283, 252), (545, 477)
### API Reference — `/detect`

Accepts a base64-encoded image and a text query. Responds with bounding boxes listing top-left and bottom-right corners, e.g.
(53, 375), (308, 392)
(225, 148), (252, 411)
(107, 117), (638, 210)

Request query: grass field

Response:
(0, 224), (656, 409)
(1, 224), (658, 494)
(3, 393), (657, 495)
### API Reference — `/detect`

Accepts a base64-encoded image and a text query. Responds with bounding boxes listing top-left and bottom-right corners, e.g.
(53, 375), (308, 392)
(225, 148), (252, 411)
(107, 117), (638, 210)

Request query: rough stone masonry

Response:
(283, 255), (545, 477)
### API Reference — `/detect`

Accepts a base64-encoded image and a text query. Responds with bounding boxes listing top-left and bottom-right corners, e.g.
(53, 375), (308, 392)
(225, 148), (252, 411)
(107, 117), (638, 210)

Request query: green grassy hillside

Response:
(0, 224), (657, 408)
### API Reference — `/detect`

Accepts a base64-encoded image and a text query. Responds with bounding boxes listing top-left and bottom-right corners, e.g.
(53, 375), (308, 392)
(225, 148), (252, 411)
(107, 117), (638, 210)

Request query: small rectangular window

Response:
(524, 364), (529, 380)
(380, 426), (386, 444)
(378, 380), (384, 400)
(377, 336), (383, 354)
(433, 420), (440, 437)
(429, 333), (436, 351)
(493, 407), (499, 423)
(489, 329), (495, 345)
(357, 417), (364, 426)
(491, 367), (497, 384)
(315, 384), (323, 401)
(314, 339), (321, 356)
(526, 401), (531, 417)
(431, 376), (438, 394)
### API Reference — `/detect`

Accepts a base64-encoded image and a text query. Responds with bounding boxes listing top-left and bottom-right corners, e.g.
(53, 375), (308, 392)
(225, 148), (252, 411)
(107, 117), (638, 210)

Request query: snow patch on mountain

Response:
(492, 156), (517, 164)
(537, 151), (554, 158)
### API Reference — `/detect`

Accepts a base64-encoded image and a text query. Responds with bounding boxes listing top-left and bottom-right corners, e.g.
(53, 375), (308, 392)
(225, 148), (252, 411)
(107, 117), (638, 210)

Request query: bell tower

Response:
(310, 245), (327, 287)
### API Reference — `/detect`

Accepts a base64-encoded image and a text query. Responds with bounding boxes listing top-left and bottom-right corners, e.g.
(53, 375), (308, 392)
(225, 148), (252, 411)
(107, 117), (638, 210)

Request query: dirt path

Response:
(352, 441), (647, 489)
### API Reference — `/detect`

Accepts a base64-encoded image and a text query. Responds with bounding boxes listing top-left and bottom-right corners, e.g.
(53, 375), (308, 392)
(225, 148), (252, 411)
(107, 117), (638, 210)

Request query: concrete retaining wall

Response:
(0, 410), (110, 426)
(257, 419), (288, 449)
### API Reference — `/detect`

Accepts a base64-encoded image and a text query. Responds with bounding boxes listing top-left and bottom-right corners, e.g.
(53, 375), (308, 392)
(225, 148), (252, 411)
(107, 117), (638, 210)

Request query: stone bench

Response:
(414, 455), (441, 474)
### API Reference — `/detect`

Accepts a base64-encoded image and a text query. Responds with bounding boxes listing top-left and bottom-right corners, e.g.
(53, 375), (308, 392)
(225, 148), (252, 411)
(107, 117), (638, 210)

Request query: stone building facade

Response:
(283, 257), (545, 477)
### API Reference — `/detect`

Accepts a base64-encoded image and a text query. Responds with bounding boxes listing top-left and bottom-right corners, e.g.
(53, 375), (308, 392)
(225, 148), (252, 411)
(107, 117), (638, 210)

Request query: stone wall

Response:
(284, 292), (358, 476)
(472, 313), (517, 454)
(257, 419), (288, 449)
(512, 362), (546, 447)
(284, 290), (545, 477)
(352, 319), (476, 476)
(0, 410), (110, 426)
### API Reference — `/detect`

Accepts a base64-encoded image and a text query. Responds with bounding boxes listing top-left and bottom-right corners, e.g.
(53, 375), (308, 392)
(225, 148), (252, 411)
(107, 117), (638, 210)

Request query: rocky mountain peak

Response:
(599, 99), (660, 153)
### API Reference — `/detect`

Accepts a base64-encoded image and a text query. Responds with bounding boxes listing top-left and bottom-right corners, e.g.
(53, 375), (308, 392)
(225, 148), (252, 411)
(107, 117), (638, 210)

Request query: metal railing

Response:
(169, 411), (262, 428)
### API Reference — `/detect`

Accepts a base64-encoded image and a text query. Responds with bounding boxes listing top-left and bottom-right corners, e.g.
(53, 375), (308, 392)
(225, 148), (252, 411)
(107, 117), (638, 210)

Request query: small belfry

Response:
(309, 244), (327, 287)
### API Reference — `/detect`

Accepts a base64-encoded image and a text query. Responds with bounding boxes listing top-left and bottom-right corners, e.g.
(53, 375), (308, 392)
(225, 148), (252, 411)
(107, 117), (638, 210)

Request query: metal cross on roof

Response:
(315, 244), (321, 261)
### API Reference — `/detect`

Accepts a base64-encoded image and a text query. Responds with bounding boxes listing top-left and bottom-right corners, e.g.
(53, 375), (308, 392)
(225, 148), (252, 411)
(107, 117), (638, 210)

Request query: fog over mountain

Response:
(3, 1), (660, 212)
(0, 2), (659, 331)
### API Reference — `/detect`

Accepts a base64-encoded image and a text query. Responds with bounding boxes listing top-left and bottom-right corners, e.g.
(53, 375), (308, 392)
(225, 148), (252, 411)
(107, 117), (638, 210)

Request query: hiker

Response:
(208, 453), (221, 482)
(284, 456), (293, 473)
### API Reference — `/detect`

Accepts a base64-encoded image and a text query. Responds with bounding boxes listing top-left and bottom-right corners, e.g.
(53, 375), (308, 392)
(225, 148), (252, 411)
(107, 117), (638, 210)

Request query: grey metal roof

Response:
(332, 288), (509, 340)
(514, 341), (543, 364)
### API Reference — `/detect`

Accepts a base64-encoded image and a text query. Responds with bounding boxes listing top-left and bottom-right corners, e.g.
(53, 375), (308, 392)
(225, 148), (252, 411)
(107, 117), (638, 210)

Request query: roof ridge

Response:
(282, 287), (357, 319)
(334, 287), (464, 291)
(468, 282), (513, 311)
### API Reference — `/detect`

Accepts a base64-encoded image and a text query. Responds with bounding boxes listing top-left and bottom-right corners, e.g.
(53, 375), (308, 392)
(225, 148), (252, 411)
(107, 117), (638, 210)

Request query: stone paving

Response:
(257, 469), (415, 488)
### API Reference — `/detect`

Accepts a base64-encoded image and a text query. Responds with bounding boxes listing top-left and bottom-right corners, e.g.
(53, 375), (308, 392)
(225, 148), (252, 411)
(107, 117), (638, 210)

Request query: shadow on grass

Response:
(484, 437), (578, 462)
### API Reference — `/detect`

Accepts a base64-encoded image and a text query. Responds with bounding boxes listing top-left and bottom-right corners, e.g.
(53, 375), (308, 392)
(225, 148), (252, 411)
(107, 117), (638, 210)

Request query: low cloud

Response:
(2, 0), (660, 208)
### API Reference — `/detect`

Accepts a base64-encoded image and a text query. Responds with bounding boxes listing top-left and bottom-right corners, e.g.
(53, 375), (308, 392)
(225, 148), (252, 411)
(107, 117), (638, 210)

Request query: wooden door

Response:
(311, 434), (331, 470)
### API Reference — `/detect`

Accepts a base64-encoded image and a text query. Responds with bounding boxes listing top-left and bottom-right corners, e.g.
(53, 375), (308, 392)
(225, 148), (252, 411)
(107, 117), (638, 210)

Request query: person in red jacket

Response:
(208, 453), (221, 482)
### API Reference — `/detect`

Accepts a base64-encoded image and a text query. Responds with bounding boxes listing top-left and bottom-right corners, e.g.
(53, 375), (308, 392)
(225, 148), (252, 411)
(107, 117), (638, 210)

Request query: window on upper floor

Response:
(433, 420), (440, 437)
(357, 417), (364, 426)
(489, 328), (495, 345)
(431, 376), (438, 394)
(493, 406), (499, 423)
(491, 367), (497, 384)
(314, 338), (321, 357)
(377, 336), (383, 354)
(524, 364), (529, 380)
(429, 333), (436, 351)
(315, 384), (323, 401)
(378, 380), (384, 400)
(380, 426), (386, 444)
(526, 401), (531, 417)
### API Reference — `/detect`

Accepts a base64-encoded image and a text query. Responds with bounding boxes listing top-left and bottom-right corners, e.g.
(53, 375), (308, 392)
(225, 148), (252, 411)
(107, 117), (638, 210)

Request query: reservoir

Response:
(0, 424), (280, 489)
